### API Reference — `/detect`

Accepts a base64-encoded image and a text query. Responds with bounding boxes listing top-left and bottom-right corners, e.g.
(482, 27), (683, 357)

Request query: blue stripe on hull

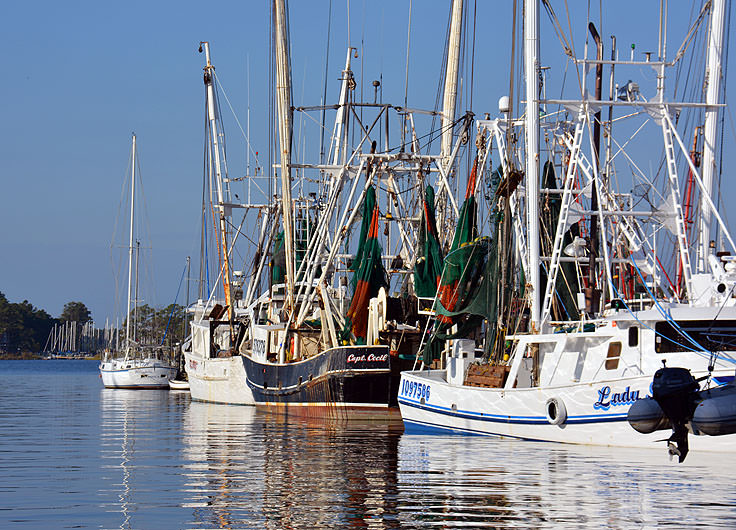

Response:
(399, 398), (628, 426)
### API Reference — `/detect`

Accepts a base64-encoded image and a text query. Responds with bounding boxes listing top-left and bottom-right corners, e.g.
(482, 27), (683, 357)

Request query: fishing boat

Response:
(100, 134), (177, 389)
(184, 0), (474, 417)
(399, 0), (736, 456)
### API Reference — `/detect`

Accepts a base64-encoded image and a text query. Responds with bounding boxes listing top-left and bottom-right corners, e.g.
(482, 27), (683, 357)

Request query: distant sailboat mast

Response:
(124, 134), (136, 360)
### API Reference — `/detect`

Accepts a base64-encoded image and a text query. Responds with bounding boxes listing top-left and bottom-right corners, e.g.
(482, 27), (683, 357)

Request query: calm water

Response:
(1, 361), (736, 529)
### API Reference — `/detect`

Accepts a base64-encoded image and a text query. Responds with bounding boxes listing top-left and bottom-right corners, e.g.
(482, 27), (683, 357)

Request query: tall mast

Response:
(330, 48), (355, 166)
(525, 0), (540, 327)
(125, 134), (136, 357)
(185, 256), (191, 340)
(274, 0), (296, 310)
(441, 0), (463, 169)
(134, 239), (140, 344)
(698, 0), (726, 271)
(587, 23), (603, 317)
(200, 42), (234, 321)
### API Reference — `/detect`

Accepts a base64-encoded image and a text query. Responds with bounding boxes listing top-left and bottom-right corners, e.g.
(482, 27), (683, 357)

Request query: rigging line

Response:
(320, 0), (332, 166)
(562, 0), (584, 100)
(160, 262), (187, 346)
(672, 1), (712, 67)
(541, 0), (573, 58)
(504, 0), (517, 170)
(608, 272), (733, 364)
(426, 3), (452, 155)
(629, 256), (713, 355)
(212, 71), (261, 168)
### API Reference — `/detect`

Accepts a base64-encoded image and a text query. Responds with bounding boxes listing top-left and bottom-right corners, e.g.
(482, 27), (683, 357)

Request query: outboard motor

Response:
(650, 366), (700, 462)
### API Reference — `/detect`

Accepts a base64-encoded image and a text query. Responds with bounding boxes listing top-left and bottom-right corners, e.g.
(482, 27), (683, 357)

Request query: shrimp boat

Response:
(100, 134), (176, 389)
(399, 0), (736, 457)
(184, 0), (472, 417)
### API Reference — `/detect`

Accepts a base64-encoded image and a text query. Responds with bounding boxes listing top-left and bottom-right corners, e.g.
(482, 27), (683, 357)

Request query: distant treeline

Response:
(0, 292), (188, 354)
(118, 303), (187, 349)
(0, 292), (57, 353)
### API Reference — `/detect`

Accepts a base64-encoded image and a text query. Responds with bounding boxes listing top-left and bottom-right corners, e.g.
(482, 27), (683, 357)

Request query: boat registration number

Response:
(400, 379), (430, 401)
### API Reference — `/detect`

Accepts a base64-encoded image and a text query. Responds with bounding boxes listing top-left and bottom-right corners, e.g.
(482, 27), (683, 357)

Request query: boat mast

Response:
(274, 0), (296, 312)
(125, 134), (136, 358)
(587, 23), (603, 317)
(441, 0), (463, 169)
(330, 48), (355, 166)
(525, 0), (540, 328)
(200, 42), (234, 323)
(134, 239), (140, 345)
(698, 0), (726, 272)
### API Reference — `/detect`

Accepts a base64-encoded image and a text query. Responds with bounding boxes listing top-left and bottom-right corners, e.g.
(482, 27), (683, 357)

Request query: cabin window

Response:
(628, 326), (639, 347)
(605, 342), (622, 370)
(655, 320), (736, 353)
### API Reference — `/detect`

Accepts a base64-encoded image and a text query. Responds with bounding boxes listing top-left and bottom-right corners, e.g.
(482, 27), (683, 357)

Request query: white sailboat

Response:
(399, 0), (736, 460)
(100, 134), (177, 389)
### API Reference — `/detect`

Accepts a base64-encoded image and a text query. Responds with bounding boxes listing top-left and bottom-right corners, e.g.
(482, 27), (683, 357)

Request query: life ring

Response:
(545, 397), (567, 425)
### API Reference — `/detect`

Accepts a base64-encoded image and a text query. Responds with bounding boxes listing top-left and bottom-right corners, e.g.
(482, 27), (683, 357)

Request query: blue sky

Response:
(1, 0), (734, 324)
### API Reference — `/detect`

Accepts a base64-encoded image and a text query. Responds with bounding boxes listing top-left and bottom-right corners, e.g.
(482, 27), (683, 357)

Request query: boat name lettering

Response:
(400, 379), (430, 401)
(593, 385), (639, 410)
(346, 353), (389, 363)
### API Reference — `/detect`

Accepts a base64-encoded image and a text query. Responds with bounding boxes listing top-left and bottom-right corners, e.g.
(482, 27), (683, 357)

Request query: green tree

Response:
(60, 301), (92, 324)
(0, 292), (55, 352)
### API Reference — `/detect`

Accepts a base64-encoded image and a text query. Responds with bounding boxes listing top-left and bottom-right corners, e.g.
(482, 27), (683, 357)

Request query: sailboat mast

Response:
(525, 0), (540, 327)
(125, 134), (136, 357)
(134, 239), (140, 344)
(698, 0), (726, 271)
(274, 0), (296, 311)
(201, 42), (234, 320)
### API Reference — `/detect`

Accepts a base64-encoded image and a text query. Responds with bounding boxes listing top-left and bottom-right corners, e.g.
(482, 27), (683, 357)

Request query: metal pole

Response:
(699, 0), (726, 270)
(525, 0), (540, 327)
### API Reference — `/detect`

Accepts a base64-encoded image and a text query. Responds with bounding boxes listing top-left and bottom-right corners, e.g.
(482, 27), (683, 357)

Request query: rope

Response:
(160, 262), (188, 346)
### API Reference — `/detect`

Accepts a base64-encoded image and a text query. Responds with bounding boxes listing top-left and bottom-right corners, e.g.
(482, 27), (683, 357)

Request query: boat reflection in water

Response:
(98, 388), (736, 528)
(180, 401), (403, 528)
(398, 434), (736, 528)
(99, 387), (189, 529)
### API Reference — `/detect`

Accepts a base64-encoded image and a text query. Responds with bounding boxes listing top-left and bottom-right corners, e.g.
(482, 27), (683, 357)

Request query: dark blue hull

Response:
(242, 345), (408, 418)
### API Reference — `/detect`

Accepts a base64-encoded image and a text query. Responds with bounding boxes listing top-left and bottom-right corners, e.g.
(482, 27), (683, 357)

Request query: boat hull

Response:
(398, 369), (736, 452)
(168, 379), (191, 391)
(99, 360), (177, 389)
(184, 352), (255, 405)
(243, 345), (405, 419)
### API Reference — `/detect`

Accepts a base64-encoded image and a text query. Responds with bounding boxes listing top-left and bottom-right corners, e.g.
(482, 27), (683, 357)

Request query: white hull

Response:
(168, 379), (191, 391)
(100, 358), (177, 389)
(399, 368), (736, 453)
(184, 351), (255, 405)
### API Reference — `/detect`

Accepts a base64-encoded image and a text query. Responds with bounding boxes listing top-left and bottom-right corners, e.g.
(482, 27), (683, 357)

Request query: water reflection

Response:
(180, 403), (404, 529)
(99, 388), (189, 529)
(176, 402), (736, 529)
(398, 435), (736, 528)
(3, 360), (735, 529)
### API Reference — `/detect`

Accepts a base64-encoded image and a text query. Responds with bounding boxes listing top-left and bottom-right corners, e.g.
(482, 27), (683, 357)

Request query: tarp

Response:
(271, 231), (286, 284)
(342, 186), (387, 343)
(435, 159), (479, 323)
(413, 185), (444, 298)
